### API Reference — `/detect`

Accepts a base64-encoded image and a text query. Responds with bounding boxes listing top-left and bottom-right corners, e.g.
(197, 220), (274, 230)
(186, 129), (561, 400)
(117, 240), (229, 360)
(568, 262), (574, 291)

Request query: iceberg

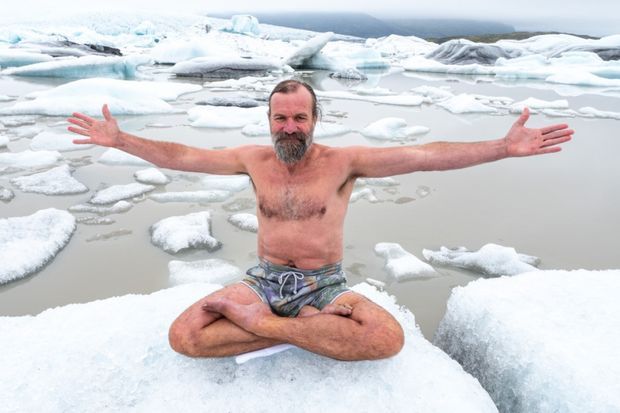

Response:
(171, 56), (281, 78)
(224, 15), (261, 37)
(349, 188), (379, 203)
(0, 208), (76, 284)
(361, 117), (429, 141)
(434, 269), (620, 413)
(134, 168), (170, 185)
(0, 282), (498, 412)
(150, 38), (235, 65)
(422, 243), (540, 277)
(30, 131), (94, 152)
(188, 105), (266, 128)
(0, 135), (9, 147)
(228, 213), (258, 233)
(366, 34), (438, 59)
(168, 259), (242, 285)
(437, 94), (498, 114)
(0, 78), (201, 116)
(426, 39), (522, 65)
(0, 49), (54, 68)
(509, 97), (569, 113)
(10, 164), (88, 195)
(374, 242), (437, 280)
(2, 55), (150, 79)
(150, 211), (221, 254)
(284, 32), (333, 67)
(89, 183), (155, 205)
(0, 150), (62, 168)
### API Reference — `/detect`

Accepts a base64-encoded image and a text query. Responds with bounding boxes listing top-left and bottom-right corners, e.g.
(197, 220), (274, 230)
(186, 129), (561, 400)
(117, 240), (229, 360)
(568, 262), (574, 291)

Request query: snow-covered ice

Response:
(423, 243), (540, 277)
(509, 97), (569, 113)
(284, 32), (333, 67)
(228, 213), (258, 233)
(201, 174), (250, 192)
(69, 200), (133, 215)
(375, 242), (437, 280)
(168, 259), (242, 285)
(0, 135), (9, 147)
(224, 15), (261, 36)
(317, 90), (426, 106)
(150, 211), (221, 254)
(134, 168), (170, 185)
(150, 38), (235, 64)
(187, 105), (266, 128)
(0, 150), (62, 168)
(98, 148), (153, 166)
(10, 164), (88, 195)
(171, 56), (281, 78)
(0, 186), (15, 202)
(89, 183), (155, 205)
(434, 269), (620, 413)
(30, 131), (94, 152)
(149, 190), (232, 204)
(0, 208), (76, 284)
(0, 282), (498, 413)
(360, 117), (429, 140)
(349, 187), (379, 203)
(437, 94), (498, 114)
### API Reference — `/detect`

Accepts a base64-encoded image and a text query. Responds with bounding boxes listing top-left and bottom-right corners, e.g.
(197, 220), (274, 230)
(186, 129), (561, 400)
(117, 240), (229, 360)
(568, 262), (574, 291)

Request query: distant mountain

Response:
(212, 12), (515, 39)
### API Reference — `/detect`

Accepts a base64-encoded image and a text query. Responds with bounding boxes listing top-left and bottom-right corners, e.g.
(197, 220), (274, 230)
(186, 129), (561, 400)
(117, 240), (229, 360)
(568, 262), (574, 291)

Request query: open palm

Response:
(67, 104), (121, 147)
(505, 108), (573, 157)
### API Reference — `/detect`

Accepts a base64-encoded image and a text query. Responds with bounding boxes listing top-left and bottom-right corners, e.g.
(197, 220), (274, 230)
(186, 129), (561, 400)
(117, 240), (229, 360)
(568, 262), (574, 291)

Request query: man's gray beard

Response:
(273, 131), (312, 164)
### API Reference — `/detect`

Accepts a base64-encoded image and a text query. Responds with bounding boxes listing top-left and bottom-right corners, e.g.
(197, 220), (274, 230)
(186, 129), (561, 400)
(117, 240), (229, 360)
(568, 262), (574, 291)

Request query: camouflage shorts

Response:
(240, 259), (351, 317)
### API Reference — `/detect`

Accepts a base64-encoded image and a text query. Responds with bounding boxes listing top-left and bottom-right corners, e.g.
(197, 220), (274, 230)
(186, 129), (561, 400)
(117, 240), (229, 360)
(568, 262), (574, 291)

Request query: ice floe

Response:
(284, 32), (333, 68)
(422, 243), (540, 277)
(0, 150), (62, 168)
(134, 168), (170, 185)
(0, 49), (54, 68)
(150, 211), (221, 253)
(509, 97), (569, 113)
(168, 259), (242, 285)
(187, 105), (266, 128)
(0, 282), (498, 412)
(0, 78), (201, 116)
(201, 174), (250, 192)
(69, 200), (133, 215)
(10, 164), (88, 195)
(228, 213), (258, 233)
(196, 95), (262, 108)
(0, 135), (9, 147)
(357, 177), (399, 187)
(375, 242), (437, 280)
(98, 148), (153, 166)
(317, 90), (426, 106)
(437, 94), (498, 114)
(435, 269), (620, 413)
(0, 186), (15, 201)
(0, 208), (76, 284)
(366, 35), (438, 60)
(2, 55), (150, 79)
(150, 190), (232, 204)
(30, 131), (94, 152)
(171, 56), (281, 78)
(150, 38), (235, 65)
(361, 117), (429, 140)
(89, 183), (155, 205)
(349, 187), (379, 203)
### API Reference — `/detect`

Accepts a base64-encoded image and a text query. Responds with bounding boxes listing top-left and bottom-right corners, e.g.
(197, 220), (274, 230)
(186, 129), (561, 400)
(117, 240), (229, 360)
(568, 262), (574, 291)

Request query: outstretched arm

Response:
(350, 108), (573, 177)
(67, 104), (247, 174)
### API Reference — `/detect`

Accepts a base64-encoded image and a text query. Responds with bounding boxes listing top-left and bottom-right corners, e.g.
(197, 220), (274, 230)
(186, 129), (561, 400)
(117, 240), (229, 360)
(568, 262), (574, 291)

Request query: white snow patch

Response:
(361, 117), (429, 140)
(375, 242), (437, 280)
(30, 131), (94, 152)
(0, 150), (62, 168)
(228, 213), (258, 233)
(10, 164), (88, 195)
(98, 148), (153, 166)
(187, 105), (266, 128)
(150, 211), (220, 254)
(201, 174), (250, 192)
(134, 168), (170, 185)
(168, 259), (242, 285)
(89, 183), (155, 205)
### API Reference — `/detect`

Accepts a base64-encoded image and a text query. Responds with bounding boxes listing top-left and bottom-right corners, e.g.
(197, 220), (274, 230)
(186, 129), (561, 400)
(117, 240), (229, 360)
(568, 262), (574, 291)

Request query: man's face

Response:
(269, 87), (316, 164)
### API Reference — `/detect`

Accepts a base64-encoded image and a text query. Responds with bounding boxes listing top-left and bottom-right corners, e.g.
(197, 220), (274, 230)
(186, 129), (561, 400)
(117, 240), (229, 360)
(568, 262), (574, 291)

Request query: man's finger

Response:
(102, 104), (112, 121)
(541, 124), (571, 135)
(67, 126), (90, 137)
(543, 129), (574, 141)
(541, 135), (572, 148)
(72, 138), (92, 144)
(67, 118), (90, 129)
(71, 112), (95, 123)
(515, 107), (530, 127)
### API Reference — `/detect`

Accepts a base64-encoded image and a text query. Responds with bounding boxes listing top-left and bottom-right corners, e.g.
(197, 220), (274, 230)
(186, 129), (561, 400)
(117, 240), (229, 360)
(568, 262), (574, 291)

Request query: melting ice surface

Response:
(168, 259), (242, 286)
(434, 269), (620, 413)
(150, 211), (221, 254)
(228, 213), (258, 233)
(0, 209), (76, 284)
(0, 282), (498, 413)
(10, 164), (88, 195)
(375, 242), (438, 280)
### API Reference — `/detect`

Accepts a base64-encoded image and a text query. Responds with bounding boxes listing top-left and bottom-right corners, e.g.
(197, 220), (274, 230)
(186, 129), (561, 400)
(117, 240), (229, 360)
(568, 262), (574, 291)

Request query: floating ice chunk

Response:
(203, 75), (275, 91)
(188, 105), (266, 128)
(317, 90), (426, 106)
(3, 55), (150, 79)
(329, 68), (367, 80)
(546, 71), (620, 87)
(0, 135), (8, 147)
(366, 34), (438, 59)
(168, 259), (241, 286)
(30, 131), (94, 152)
(228, 213), (258, 233)
(241, 120), (349, 138)
(0, 282), (498, 412)
(132, 20), (155, 35)
(0, 78), (201, 116)
(12, 125), (42, 139)
(171, 56), (281, 78)
(202, 174), (249, 192)
(357, 177), (399, 187)
(284, 32), (333, 67)
(361, 117), (429, 140)
(0, 95), (14, 102)
(578, 106), (620, 119)
(366, 277), (386, 289)
(196, 96), (261, 108)
(0, 50), (54, 68)
(150, 211), (221, 254)
(434, 269), (620, 413)
(411, 85), (454, 101)
(90, 183), (155, 205)
(427, 39), (521, 65)
(375, 242), (437, 280)
(437, 94), (498, 114)
(0, 115), (37, 127)
(134, 168), (170, 185)
(77, 216), (115, 225)
(0, 208), (76, 284)
(150, 190), (232, 203)
(350, 188), (379, 203)
(422, 243), (539, 277)
(10, 164), (88, 195)
(510, 97), (569, 113)
(224, 15), (261, 36)
(0, 186), (15, 201)
(69, 200), (132, 215)
(0, 150), (62, 168)
(150, 39), (234, 64)
(98, 148), (153, 166)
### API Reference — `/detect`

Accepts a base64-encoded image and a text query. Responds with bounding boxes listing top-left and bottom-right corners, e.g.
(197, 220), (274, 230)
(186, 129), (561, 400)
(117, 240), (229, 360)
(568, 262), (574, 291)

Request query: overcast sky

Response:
(3, 0), (619, 36)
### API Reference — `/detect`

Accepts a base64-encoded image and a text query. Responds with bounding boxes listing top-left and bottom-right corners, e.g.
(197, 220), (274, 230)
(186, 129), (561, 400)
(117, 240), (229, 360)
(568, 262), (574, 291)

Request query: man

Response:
(68, 79), (572, 361)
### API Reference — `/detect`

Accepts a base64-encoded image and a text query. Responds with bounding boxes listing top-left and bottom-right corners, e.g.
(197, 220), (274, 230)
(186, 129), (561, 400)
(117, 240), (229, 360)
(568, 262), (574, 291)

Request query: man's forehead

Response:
(270, 88), (313, 113)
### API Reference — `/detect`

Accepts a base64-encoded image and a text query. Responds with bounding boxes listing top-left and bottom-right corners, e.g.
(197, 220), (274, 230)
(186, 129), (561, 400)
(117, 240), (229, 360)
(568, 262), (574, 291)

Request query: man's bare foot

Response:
(202, 297), (273, 333)
(298, 303), (352, 318)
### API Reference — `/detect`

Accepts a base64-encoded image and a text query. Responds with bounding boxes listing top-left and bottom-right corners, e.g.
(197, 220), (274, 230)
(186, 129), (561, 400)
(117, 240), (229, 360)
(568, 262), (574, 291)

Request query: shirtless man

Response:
(68, 79), (573, 361)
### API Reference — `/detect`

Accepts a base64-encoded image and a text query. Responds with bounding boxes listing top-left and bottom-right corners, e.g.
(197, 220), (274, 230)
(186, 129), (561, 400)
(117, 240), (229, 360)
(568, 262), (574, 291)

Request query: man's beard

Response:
(272, 130), (313, 164)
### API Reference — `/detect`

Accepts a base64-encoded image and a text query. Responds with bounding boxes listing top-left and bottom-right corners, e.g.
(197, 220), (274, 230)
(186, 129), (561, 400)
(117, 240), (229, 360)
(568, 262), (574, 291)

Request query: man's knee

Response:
(168, 319), (205, 357)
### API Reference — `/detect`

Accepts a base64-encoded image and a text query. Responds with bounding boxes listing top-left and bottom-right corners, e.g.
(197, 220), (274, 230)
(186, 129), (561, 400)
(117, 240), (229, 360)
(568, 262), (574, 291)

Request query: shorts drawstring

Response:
(277, 271), (305, 299)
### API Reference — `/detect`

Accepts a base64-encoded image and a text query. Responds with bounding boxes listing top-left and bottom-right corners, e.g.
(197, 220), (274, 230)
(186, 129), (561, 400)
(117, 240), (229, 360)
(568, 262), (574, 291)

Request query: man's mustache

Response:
(274, 132), (306, 143)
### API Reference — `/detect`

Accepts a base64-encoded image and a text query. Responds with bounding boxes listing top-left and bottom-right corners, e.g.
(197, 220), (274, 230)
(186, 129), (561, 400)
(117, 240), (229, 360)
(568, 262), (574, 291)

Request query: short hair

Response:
(268, 79), (321, 120)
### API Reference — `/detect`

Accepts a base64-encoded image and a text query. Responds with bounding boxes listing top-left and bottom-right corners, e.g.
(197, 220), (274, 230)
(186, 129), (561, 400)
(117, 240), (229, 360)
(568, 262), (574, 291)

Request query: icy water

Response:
(1, 70), (619, 340)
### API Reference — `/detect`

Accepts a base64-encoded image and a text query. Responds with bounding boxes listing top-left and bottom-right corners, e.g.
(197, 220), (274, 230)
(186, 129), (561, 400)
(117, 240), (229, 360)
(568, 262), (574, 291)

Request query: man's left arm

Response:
(350, 108), (573, 178)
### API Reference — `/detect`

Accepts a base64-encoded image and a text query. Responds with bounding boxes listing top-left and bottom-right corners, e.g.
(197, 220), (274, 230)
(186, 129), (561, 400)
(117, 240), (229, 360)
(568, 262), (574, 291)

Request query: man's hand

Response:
(505, 107), (573, 157)
(67, 104), (121, 147)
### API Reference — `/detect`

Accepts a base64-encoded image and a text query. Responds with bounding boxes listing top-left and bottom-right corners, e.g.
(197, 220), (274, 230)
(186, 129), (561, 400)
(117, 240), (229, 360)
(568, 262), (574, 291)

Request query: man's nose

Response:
(282, 119), (298, 133)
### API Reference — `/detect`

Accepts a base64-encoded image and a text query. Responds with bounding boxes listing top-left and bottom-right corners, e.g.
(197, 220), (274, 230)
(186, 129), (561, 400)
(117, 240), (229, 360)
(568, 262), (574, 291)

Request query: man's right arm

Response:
(68, 104), (247, 175)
